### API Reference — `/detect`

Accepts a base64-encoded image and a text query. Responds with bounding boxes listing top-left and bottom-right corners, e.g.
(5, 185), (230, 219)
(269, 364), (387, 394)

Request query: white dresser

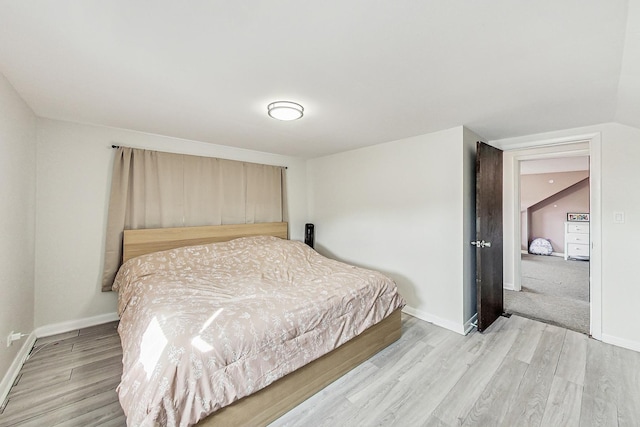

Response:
(564, 221), (590, 260)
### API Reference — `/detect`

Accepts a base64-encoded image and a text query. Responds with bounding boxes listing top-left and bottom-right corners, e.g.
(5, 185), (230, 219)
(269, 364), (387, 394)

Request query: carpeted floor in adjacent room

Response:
(504, 253), (590, 334)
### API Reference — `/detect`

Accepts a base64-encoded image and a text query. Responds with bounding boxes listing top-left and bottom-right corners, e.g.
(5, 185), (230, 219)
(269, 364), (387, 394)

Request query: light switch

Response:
(613, 211), (625, 224)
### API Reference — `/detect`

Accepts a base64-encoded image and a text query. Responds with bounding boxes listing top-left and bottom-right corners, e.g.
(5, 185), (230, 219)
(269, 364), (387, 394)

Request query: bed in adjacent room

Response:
(112, 222), (405, 426)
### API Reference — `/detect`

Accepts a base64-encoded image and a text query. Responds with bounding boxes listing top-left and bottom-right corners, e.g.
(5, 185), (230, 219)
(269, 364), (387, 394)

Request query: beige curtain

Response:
(101, 147), (286, 291)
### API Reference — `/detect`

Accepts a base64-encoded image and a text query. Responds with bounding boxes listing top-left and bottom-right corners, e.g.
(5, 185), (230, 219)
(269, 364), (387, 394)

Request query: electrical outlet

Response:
(6, 331), (22, 347)
(6, 331), (14, 347)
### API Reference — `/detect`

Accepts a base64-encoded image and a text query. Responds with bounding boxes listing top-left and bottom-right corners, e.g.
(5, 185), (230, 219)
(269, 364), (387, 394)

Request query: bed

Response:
(112, 222), (405, 426)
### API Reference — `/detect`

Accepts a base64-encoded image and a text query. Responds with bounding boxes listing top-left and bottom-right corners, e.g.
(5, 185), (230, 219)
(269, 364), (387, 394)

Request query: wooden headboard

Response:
(122, 222), (288, 263)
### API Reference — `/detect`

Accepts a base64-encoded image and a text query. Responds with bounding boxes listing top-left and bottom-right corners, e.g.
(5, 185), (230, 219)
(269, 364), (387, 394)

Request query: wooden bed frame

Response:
(121, 222), (402, 426)
(122, 222), (289, 263)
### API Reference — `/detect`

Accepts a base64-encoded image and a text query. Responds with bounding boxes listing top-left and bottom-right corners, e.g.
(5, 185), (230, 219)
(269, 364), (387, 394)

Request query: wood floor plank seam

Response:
(1, 376), (122, 424)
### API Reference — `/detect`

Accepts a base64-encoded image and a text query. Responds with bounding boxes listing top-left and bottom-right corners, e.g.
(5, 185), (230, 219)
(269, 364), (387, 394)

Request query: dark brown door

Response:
(474, 141), (503, 332)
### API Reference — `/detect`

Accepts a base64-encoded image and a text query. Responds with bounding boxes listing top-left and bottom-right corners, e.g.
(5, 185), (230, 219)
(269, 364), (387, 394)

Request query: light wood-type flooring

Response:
(2, 314), (639, 426)
(0, 322), (125, 426)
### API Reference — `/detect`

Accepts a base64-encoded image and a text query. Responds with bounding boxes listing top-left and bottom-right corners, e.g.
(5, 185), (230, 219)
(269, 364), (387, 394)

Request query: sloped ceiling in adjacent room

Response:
(0, 1), (638, 157)
(520, 156), (590, 210)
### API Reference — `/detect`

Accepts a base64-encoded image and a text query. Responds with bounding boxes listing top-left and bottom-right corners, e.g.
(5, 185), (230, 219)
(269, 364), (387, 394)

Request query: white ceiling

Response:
(1, 1), (638, 158)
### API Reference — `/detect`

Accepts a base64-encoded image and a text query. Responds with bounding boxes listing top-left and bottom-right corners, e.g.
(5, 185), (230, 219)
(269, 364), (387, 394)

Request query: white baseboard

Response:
(34, 312), (120, 338)
(503, 282), (515, 291)
(402, 305), (468, 335)
(601, 333), (640, 353)
(0, 332), (37, 408)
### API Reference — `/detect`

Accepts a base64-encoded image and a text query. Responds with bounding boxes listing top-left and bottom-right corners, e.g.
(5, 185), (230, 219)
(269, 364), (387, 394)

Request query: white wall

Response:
(34, 119), (308, 327)
(493, 123), (640, 351)
(462, 128), (481, 323)
(0, 74), (36, 381)
(598, 124), (640, 350)
(307, 126), (476, 333)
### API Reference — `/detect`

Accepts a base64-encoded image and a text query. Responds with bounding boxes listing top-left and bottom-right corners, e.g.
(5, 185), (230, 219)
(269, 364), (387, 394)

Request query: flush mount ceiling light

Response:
(267, 101), (304, 121)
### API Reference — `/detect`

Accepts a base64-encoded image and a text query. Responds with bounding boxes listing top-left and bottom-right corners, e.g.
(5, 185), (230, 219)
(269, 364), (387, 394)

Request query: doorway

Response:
(504, 156), (590, 334)
(500, 134), (602, 339)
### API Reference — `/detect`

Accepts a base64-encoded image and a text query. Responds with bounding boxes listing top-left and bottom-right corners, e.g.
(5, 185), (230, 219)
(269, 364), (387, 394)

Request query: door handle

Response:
(471, 240), (492, 248)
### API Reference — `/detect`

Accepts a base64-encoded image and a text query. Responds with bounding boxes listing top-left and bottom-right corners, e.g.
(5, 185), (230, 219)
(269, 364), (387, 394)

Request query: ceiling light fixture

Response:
(267, 101), (304, 121)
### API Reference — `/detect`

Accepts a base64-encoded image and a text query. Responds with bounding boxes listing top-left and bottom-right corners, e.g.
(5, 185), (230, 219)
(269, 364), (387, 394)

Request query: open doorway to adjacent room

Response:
(504, 156), (591, 334)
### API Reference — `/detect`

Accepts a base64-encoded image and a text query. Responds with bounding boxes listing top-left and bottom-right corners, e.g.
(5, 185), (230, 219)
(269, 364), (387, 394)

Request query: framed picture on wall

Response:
(567, 213), (589, 222)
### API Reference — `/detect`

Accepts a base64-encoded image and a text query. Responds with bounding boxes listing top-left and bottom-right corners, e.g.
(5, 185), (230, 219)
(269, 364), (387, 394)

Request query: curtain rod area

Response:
(110, 145), (287, 169)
